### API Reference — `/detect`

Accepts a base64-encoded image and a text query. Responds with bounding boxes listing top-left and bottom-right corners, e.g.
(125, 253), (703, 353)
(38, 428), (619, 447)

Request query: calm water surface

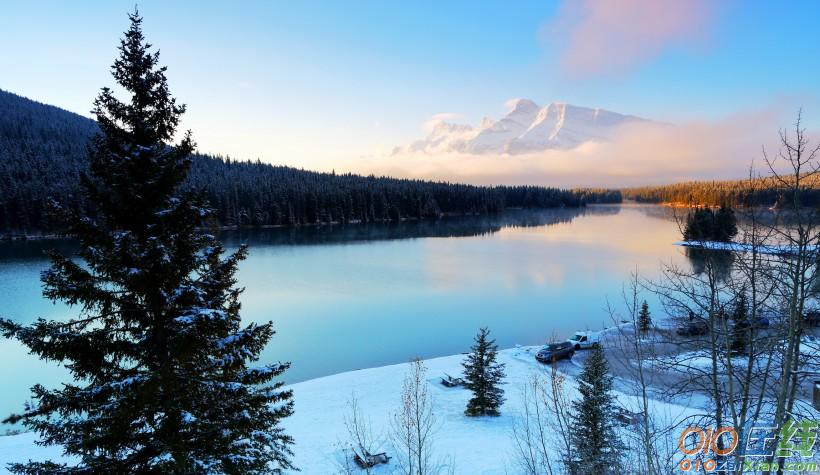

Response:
(0, 203), (688, 423)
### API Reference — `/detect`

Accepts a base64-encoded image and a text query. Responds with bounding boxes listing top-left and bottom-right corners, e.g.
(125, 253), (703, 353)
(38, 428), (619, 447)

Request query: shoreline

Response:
(0, 203), (618, 242)
(0, 342), (699, 473)
(4, 322), (814, 472)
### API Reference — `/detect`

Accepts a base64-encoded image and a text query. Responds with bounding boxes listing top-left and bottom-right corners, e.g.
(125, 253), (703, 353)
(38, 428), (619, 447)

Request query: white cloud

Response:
(423, 112), (463, 132)
(348, 104), (804, 188)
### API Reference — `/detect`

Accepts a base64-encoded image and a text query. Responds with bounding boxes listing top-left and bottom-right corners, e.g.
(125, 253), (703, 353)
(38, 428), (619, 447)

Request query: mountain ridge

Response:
(395, 99), (651, 155)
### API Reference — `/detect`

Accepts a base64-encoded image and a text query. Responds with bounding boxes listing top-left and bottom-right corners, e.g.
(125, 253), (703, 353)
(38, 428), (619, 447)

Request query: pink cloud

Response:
(543, 0), (715, 78)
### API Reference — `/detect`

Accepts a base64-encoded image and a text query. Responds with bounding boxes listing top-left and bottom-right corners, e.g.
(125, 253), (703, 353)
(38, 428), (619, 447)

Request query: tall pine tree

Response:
(567, 345), (622, 475)
(462, 327), (505, 417)
(0, 11), (294, 473)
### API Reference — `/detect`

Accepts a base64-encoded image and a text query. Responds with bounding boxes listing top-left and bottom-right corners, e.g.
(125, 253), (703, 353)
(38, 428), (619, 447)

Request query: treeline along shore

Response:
(622, 175), (820, 208)
(0, 89), (621, 236)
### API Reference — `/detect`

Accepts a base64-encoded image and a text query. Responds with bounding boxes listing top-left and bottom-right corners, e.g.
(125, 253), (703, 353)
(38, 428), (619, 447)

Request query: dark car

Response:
(535, 342), (575, 363)
(613, 406), (645, 427)
(676, 320), (709, 337)
(735, 316), (771, 330)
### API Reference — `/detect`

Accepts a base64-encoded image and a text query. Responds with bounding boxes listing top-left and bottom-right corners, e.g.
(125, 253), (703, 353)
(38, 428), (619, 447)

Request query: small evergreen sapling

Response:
(0, 11), (294, 473)
(638, 300), (652, 335)
(462, 327), (506, 416)
(566, 344), (622, 474)
(730, 296), (749, 355)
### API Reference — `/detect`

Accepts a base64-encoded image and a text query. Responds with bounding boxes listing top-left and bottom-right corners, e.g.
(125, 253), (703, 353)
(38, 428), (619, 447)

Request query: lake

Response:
(0, 203), (688, 425)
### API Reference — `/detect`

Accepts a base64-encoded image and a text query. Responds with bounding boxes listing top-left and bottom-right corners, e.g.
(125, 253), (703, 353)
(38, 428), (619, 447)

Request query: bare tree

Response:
(717, 169), (783, 475)
(644, 112), (820, 475)
(605, 270), (684, 475)
(651, 209), (782, 473)
(390, 358), (452, 475)
(335, 444), (362, 475)
(509, 362), (577, 475)
(335, 394), (383, 474)
(760, 111), (820, 473)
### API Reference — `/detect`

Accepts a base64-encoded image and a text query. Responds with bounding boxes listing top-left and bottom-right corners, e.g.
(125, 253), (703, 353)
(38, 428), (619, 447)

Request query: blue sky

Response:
(1, 1), (819, 185)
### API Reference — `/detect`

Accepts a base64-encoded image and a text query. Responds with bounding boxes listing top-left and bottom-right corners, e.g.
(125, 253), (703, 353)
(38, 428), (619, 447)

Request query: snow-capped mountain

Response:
(395, 99), (651, 155)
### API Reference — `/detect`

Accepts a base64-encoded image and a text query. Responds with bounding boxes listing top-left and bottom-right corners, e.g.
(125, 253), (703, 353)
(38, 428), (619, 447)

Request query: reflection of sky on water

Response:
(0, 203), (686, 423)
(422, 204), (684, 292)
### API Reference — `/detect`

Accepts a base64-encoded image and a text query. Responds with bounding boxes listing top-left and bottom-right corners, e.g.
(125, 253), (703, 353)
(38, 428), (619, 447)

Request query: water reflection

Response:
(0, 204), (683, 424)
(0, 206), (617, 259)
(219, 205), (618, 248)
(684, 247), (736, 280)
(0, 239), (77, 262)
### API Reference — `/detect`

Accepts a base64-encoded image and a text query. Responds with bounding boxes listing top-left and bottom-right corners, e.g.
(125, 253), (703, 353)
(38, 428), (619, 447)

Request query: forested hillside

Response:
(0, 89), (620, 235)
(622, 177), (820, 207)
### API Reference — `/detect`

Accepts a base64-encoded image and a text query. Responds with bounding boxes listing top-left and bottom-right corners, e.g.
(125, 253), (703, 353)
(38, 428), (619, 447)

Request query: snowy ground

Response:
(674, 240), (819, 256)
(0, 345), (700, 474)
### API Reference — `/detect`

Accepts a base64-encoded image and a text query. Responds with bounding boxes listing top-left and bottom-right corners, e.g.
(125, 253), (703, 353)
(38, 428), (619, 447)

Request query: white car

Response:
(568, 331), (600, 350)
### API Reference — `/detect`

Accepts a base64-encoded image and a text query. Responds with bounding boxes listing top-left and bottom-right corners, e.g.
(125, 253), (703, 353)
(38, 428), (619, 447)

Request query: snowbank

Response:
(675, 240), (818, 256)
(0, 346), (698, 474)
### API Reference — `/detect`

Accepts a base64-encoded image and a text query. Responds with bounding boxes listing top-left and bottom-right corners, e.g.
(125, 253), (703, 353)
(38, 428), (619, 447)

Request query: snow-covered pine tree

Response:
(638, 300), (652, 335)
(0, 11), (294, 474)
(462, 327), (505, 416)
(566, 345), (621, 475)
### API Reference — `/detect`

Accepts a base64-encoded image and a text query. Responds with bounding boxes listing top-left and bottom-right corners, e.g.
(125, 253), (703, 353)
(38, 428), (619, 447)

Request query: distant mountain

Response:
(395, 99), (651, 155)
(0, 89), (620, 234)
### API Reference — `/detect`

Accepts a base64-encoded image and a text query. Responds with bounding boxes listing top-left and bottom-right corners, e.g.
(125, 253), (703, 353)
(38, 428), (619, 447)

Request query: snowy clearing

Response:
(0, 346), (699, 474)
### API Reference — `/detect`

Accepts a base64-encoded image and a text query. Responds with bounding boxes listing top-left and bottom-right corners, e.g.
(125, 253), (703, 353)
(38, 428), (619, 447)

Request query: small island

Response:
(682, 204), (738, 242)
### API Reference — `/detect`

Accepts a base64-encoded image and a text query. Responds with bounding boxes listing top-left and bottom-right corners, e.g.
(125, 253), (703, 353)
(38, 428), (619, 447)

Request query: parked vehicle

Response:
(568, 331), (600, 350)
(613, 406), (645, 426)
(735, 316), (770, 330)
(535, 341), (575, 363)
(676, 320), (709, 337)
